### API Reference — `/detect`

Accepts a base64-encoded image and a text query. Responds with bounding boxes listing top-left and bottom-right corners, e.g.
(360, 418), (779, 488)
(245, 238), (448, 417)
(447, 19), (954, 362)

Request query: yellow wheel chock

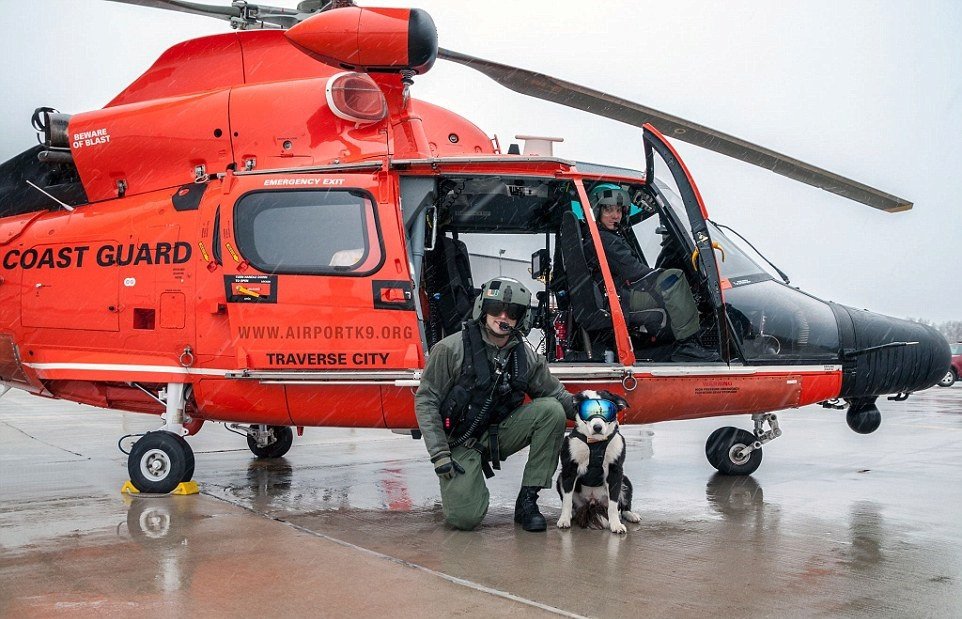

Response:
(121, 480), (199, 495)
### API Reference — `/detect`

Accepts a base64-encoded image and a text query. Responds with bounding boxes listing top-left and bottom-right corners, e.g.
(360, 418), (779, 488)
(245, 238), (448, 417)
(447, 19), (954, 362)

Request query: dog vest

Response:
(441, 320), (529, 449)
(571, 429), (615, 487)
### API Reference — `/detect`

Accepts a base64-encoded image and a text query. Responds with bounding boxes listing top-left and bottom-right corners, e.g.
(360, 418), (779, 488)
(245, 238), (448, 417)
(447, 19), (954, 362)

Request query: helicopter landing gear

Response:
(126, 382), (196, 493)
(128, 431), (195, 493)
(705, 413), (781, 476)
(229, 424), (294, 458)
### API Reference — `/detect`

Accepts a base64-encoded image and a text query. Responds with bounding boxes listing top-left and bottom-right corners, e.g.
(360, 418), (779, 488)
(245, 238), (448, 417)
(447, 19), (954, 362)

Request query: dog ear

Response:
(573, 390), (594, 405)
(598, 390), (630, 410)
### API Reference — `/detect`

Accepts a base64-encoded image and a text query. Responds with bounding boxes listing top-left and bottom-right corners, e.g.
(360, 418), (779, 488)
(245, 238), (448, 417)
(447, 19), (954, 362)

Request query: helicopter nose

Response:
(831, 304), (951, 399)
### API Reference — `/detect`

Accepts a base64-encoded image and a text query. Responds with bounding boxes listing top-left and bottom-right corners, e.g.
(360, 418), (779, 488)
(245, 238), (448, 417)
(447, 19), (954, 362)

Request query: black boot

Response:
(671, 336), (720, 362)
(514, 486), (547, 532)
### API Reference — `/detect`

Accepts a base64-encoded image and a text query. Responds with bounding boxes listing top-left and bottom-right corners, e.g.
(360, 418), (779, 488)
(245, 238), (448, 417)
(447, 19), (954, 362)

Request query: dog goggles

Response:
(577, 398), (618, 422)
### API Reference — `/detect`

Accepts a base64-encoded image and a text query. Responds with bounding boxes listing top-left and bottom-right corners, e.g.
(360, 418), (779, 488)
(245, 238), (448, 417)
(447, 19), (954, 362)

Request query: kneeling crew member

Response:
(415, 276), (574, 531)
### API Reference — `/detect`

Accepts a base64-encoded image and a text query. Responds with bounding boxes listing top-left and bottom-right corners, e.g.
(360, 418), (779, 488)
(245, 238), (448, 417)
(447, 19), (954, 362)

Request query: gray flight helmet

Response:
(472, 276), (533, 334)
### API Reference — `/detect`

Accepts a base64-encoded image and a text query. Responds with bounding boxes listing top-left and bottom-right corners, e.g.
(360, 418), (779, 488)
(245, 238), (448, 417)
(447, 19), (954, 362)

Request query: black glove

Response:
(431, 452), (465, 480)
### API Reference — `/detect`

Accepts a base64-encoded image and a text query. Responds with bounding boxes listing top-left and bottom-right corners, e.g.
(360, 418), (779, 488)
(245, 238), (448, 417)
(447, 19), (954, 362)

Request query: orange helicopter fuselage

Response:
(0, 28), (842, 430)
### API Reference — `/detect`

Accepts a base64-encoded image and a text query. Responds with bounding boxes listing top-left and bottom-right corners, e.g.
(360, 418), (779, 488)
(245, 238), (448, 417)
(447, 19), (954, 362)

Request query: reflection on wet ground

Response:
(2, 387), (962, 616)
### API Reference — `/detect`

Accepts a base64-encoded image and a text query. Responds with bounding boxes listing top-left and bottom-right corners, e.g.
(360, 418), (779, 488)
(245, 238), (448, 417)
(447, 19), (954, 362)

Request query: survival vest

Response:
(441, 320), (529, 451)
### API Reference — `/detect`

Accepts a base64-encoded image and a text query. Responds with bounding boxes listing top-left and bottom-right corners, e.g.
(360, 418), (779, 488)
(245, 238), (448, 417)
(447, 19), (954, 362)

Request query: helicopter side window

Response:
(233, 189), (384, 275)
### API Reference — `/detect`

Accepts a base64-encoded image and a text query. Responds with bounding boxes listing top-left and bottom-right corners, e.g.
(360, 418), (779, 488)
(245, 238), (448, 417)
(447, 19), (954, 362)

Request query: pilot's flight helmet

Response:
(472, 276), (533, 334)
(588, 183), (631, 224)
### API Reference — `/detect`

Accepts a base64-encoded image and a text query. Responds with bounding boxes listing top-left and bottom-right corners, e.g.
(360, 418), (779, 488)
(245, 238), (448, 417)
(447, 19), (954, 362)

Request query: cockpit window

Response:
(435, 176), (576, 233)
(705, 222), (772, 286)
(652, 173), (693, 243)
(724, 281), (840, 361)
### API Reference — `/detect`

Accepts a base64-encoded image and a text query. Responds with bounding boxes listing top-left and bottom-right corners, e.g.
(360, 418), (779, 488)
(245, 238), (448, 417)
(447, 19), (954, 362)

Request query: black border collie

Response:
(556, 390), (639, 533)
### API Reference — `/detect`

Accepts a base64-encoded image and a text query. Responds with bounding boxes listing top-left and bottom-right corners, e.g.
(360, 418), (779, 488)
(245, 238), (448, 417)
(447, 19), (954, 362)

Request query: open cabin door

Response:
(643, 125), (733, 361)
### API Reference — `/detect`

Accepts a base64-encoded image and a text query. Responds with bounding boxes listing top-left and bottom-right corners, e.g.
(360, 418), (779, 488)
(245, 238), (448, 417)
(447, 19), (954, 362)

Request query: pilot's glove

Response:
(431, 451), (465, 480)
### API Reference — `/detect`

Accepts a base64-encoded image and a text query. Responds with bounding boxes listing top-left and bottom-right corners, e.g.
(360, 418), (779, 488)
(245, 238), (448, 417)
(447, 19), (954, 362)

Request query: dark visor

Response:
(481, 300), (526, 320)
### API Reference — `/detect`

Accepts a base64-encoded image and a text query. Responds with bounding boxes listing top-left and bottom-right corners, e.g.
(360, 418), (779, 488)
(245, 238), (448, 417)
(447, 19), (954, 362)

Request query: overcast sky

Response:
(1, 0), (959, 322)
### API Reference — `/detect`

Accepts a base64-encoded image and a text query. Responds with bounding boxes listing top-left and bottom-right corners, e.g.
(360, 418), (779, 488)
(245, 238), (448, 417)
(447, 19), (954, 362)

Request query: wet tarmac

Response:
(2, 386), (961, 617)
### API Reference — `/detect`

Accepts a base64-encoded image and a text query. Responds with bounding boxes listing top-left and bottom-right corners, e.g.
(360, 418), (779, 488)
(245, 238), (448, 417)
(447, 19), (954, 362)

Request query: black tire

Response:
(247, 425), (294, 458)
(705, 427), (762, 476)
(182, 456), (195, 483)
(938, 369), (956, 388)
(128, 431), (195, 494)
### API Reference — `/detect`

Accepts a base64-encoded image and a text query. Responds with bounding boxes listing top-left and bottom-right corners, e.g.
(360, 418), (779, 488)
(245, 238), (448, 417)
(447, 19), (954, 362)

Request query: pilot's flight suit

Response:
(415, 324), (573, 530)
(599, 226), (699, 341)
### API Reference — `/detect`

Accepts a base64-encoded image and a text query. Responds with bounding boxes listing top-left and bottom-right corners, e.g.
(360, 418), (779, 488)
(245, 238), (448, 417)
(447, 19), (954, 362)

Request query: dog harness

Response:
(570, 429), (616, 487)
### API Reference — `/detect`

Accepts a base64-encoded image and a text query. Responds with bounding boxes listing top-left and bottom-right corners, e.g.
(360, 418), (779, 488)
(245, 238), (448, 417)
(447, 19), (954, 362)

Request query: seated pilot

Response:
(588, 183), (717, 361)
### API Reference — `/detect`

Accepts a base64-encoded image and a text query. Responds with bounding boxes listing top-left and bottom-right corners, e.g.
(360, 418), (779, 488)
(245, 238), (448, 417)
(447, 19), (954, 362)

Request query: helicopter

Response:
(0, 0), (950, 493)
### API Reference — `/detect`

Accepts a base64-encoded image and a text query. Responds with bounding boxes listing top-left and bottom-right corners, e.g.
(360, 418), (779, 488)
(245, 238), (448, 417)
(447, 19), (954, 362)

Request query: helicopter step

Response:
(705, 413), (782, 476)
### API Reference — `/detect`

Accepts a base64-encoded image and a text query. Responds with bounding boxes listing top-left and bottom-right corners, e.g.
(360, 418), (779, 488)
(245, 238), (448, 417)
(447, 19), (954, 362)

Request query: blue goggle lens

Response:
(578, 399), (617, 422)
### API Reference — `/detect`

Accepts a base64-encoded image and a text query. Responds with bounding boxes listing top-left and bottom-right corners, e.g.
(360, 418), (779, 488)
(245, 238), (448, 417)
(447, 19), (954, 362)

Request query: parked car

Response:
(938, 343), (962, 387)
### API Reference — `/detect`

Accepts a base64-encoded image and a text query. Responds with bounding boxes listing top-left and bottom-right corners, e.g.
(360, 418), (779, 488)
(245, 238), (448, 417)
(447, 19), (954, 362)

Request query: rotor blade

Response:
(104, 0), (240, 21)
(103, 0), (307, 29)
(438, 48), (911, 212)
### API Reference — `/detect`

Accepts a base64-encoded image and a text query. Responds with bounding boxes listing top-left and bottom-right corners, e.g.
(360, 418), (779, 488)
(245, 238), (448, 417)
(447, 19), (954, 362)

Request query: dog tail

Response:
(573, 503), (608, 529)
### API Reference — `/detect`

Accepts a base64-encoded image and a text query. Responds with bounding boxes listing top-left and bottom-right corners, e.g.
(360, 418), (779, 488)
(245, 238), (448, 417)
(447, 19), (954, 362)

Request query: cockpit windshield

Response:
(707, 222), (839, 362)
(704, 222), (772, 286)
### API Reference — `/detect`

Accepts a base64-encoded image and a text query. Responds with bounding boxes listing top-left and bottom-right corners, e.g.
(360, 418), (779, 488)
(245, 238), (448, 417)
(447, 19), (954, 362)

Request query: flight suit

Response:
(599, 227), (699, 341)
(415, 324), (573, 530)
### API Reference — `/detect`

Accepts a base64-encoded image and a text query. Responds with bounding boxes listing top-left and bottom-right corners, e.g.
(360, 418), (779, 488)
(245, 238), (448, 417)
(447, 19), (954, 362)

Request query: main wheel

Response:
(705, 427), (762, 476)
(247, 425), (294, 458)
(938, 369), (956, 388)
(128, 431), (195, 494)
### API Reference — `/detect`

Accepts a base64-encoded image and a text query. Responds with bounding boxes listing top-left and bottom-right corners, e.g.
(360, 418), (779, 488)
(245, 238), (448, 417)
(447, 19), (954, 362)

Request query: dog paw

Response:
(609, 521), (627, 534)
(622, 511), (641, 523)
(557, 517), (571, 529)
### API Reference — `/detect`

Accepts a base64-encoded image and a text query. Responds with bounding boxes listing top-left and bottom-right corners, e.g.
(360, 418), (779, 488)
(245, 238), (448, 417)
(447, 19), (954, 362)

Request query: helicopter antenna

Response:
(25, 181), (75, 212)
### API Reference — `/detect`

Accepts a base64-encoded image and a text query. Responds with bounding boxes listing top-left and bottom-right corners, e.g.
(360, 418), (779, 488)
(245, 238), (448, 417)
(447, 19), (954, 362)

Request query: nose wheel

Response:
(127, 431), (195, 494)
(705, 413), (781, 476)
(706, 427), (762, 475)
